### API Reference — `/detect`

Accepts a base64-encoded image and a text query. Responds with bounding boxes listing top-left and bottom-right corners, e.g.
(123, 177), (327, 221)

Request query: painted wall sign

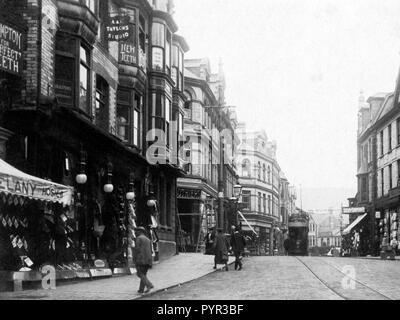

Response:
(106, 15), (131, 41)
(119, 42), (136, 65)
(0, 21), (23, 75)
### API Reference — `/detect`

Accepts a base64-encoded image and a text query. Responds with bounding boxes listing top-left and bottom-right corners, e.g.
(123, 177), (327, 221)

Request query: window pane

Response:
(117, 105), (130, 142)
(152, 47), (164, 71)
(171, 67), (178, 86)
(172, 45), (179, 67)
(152, 23), (165, 47)
(79, 63), (88, 111)
(133, 109), (139, 146)
(55, 55), (74, 106)
(80, 46), (89, 64)
(166, 98), (171, 122)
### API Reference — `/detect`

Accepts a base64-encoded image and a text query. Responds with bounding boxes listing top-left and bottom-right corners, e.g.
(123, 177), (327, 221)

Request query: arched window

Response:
(263, 164), (266, 182)
(258, 162), (261, 180)
(242, 159), (251, 177)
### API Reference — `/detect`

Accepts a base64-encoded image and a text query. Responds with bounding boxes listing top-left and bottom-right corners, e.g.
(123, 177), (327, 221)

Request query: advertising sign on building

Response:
(177, 188), (201, 200)
(105, 15), (131, 41)
(342, 207), (365, 214)
(0, 21), (23, 75)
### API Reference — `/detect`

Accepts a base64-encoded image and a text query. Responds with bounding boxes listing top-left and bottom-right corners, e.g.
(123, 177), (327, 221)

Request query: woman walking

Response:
(213, 228), (230, 271)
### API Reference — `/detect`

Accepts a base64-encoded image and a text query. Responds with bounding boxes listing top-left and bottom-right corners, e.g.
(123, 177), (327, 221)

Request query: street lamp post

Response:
(231, 184), (243, 227)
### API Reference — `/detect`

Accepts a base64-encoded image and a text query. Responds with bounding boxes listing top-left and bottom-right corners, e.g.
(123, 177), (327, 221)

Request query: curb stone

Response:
(134, 261), (236, 300)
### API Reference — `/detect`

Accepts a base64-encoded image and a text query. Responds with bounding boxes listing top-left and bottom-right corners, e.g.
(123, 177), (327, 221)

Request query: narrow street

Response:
(141, 256), (400, 300)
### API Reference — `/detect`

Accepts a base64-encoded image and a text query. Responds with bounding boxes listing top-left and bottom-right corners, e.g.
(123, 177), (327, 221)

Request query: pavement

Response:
(141, 256), (400, 300)
(0, 253), (226, 300)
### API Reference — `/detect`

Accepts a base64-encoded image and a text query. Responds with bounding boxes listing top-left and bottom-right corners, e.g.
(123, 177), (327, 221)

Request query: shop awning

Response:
(238, 211), (259, 237)
(0, 159), (74, 206)
(342, 213), (368, 235)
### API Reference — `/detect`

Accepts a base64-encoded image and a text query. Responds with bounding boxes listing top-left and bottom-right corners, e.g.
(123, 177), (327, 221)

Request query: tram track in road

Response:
(295, 256), (393, 300)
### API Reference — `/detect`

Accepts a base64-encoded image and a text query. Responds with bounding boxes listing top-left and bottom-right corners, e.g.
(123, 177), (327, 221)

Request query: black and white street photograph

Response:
(1, 0), (400, 307)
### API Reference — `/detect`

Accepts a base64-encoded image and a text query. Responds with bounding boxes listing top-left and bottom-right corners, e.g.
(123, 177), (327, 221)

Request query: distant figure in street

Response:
(230, 226), (246, 271)
(213, 228), (230, 271)
(390, 237), (398, 257)
(204, 227), (216, 255)
(283, 238), (290, 256)
(133, 227), (154, 294)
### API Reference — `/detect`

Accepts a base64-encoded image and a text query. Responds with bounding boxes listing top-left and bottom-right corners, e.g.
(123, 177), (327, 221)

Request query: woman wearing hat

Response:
(213, 228), (229, 271)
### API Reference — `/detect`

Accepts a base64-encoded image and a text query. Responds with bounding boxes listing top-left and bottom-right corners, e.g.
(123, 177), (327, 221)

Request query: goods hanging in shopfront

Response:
(0, 158), (74, 272)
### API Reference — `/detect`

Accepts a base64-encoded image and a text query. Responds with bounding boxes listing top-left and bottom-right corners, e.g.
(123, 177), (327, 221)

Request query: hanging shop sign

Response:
(0, 21), (23, 75)
(177, 188), (201, 200)
(0, 159), (73, 206)
(342, 207), (365, 214)
(105, 15), (131, 41)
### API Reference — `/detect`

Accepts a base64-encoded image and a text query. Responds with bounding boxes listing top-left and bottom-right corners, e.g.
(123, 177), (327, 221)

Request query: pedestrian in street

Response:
(230, 225), (246, 271)
(390, 237), (398, 258)
(283, 238), (290, 256)
(133, 226), (154, 294)
(213, 228), (230, 271)
(204, 227), (216, 255)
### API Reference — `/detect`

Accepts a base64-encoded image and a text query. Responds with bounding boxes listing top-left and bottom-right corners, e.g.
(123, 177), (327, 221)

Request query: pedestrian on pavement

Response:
(230, 225), (246, 271)
(283, 238), (290, 256)
(390, 237), (398, 257)
(133, 226), (154, 294)
(204, 227), (216, 255)
(213, 228), (230, 271)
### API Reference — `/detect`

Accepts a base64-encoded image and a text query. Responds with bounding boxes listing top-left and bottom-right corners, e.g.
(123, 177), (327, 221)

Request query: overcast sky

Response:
(174, 0), (400, 210)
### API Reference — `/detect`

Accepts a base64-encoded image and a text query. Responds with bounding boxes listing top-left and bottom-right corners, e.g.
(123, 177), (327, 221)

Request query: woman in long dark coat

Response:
(213, 228), (229, 271)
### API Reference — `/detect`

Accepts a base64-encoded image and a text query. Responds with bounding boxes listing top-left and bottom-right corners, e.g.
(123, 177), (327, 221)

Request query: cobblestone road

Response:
(2, 255), (400, 300)
(141, 256), (400, 300)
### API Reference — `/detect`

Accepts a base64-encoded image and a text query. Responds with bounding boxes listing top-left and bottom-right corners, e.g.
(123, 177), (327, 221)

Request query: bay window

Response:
(117, 89), (142, 147)
(55, 33), (92, 115)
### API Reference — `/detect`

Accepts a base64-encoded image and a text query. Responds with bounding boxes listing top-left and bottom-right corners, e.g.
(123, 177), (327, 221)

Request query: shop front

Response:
(0, 158), (76, 286)
(176, 187), (217, 253)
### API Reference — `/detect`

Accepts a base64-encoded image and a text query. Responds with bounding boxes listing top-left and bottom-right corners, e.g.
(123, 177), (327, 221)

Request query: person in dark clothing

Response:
(283, 238), (290, 256)
(230, 226), (246, 271)
(213, 228), (230, 271)
(133, 227), (154, 294)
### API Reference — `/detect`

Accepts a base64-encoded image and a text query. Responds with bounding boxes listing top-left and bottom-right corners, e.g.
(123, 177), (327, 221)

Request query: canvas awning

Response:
(0, 159), (74, 206)
(238, 211), (259, 236)
(342, 213), (368, 235)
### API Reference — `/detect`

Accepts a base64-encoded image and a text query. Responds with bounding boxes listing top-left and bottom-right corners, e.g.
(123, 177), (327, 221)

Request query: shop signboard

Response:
(342, 207), (365, 214)
(105, 15), (131, 41)
(0, 20), (23, 75)
(177, 188), (201, 200)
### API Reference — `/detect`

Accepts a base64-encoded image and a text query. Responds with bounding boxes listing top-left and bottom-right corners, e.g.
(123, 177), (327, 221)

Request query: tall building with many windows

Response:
(0, 0), (189, 277)
(176, 58), (239, 252)
(236, 123), (285, 255)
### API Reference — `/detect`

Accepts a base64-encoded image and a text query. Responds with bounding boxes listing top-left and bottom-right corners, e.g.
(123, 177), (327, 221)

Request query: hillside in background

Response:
(300, 187), (356, 212)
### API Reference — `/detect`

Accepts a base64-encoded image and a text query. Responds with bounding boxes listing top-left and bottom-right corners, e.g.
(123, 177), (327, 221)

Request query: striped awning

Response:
(342, 213), (368, 235)
(0, 159), (74, 206)
(238, 211), (259, 236)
